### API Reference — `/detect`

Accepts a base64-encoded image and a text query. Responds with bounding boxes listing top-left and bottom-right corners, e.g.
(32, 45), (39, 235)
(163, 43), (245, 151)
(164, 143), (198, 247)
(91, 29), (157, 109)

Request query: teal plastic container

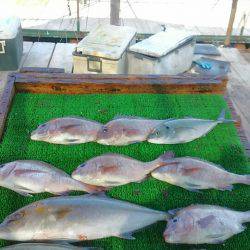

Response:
(0, 17), (23, 71)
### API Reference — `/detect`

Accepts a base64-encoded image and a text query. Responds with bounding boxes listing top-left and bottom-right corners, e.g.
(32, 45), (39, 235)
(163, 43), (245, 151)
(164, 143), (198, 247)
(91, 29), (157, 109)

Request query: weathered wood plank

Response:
(49, 43), (76, 73)
(13, 72), (227, 95)
(22, 42), (56, 68)
(0, 74), (15, 141)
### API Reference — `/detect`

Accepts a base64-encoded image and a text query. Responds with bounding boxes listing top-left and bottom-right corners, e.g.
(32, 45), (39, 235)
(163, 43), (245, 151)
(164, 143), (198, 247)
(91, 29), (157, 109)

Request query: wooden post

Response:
(224, 0), (238, 46)
(110, 0), (121, 26)
(76, 0), (80, 32)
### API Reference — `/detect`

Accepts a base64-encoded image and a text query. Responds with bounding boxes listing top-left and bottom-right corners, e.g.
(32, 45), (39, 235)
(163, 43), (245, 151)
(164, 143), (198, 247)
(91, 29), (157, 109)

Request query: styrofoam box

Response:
(73, 24), (136, 74)
(128, 30), (196, 75)
(0, 17), (23, 71)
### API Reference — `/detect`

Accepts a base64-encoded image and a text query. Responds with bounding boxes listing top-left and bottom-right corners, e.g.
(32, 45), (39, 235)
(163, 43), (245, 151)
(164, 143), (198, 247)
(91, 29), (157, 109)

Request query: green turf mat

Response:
(0, 93), (249, 250)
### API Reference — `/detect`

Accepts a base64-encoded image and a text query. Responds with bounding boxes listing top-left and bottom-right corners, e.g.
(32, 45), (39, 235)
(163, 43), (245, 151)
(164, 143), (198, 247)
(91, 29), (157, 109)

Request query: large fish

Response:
(164, 204), (250, 244)
(147, 109), (234, 144)
(0, 160), (102, 196)
(72, 152), (174, 188)
(1, 243), (101, 250)
(0, 194), (168, 241)
(96, 115), (165, 145)
(31, 117), (102, 145)
(151, 153), (250, 191)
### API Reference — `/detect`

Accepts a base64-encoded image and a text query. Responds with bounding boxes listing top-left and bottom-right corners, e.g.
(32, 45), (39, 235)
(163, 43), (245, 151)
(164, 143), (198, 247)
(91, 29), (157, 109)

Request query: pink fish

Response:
(96, 115), (165, 146)
(31, 117), (102, 145)
(164, 204), (250, 244)
(72, 152), (174, 188)
(0, 160), (103, 196)
(151, 152), (250, 191)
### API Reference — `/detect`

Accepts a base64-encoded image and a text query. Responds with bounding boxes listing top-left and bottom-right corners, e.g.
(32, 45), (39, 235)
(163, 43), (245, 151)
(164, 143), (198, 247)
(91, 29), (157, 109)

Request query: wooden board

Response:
(0, 74), (15, 141)
(22, 42), (55, 68)
(13, 72), (228, 95)
(49, 43), (76, 73)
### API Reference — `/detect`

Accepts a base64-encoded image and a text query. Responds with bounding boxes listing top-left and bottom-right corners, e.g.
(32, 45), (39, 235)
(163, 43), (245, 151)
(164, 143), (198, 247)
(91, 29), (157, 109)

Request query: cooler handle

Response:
(87, 56), (102, 73)
(0, 41), (6, 54)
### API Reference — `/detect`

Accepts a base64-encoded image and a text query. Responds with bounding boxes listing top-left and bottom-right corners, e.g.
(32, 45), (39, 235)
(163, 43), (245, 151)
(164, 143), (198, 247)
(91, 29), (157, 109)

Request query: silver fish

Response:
(31, 117), (102, 145)
(96, 115), (165, 145)
(147, 109), (234, 144)
(72, 152), (174, 188)
(151, 153), (250, 191)
(0, 194), (168, 241)
(164, 204), (250, 244)
(1, 243), (101, 249)
(0, 160), (103, 196)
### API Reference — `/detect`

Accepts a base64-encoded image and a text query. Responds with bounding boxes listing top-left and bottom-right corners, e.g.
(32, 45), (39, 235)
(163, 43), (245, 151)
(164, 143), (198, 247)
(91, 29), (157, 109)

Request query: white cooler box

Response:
(128, 30), (195, 75)
(73, 24), (136, 74)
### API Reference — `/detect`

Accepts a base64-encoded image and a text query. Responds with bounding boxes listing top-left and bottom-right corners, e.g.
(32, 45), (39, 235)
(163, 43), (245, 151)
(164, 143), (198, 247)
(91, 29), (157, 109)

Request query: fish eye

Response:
(155, 131), (160, 135)
(79, 163), (85, 168)
(103, 127), (108, 133)
(0, 164), (4, 168)
(166, 126), (170, 130)
(40, 124), (47, 128)
(172, 218), (178, 223)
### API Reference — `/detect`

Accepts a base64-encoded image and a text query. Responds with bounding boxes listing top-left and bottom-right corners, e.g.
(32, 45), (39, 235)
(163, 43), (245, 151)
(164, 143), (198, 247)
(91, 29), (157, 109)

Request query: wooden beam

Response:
(225, 0), (238, 46)
(0, 74), (16, 141)
(110, 0), (120, 26)
(13, 72), (228, 95)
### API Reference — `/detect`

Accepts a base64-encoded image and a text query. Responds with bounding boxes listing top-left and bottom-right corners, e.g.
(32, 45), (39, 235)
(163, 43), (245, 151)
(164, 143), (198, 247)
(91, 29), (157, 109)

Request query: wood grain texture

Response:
(0, 74), (15, 141)
(13, 72), (228, 94)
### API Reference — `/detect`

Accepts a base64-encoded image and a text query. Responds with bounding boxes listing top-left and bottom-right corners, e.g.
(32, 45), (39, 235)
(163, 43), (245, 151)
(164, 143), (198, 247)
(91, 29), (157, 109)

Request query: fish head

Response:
(164, 208), (195, 243)
(0, 207), (34, 241)
(0, 163), (15, 182)
(147, 123), (174, 144)
(96, 121), (124, 145)
(31, 120), (58, 141)
(72, 161), (99, 184)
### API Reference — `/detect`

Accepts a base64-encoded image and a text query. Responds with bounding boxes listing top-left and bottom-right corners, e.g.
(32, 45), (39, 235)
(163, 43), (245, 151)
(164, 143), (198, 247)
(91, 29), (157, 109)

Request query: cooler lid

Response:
(76, 24), (136, 60)
(0, 17), (21, 39)
(129, 29), (195, 58)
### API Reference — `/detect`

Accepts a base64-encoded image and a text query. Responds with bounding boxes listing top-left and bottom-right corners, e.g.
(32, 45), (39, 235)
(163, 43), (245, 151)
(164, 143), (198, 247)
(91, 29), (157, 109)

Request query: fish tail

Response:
(240, 211), (250, 223)
(147, 151), (175, 172)
(217, 109), (235, 123)
(237, 175), (250, 185)
(0, 224), (9, 240)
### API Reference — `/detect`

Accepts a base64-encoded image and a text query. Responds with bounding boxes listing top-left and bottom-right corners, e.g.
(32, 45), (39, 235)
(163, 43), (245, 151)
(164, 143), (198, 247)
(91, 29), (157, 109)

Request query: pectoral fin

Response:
(217, 185), (233, 191)
(12, 185), (35, 196)
(206, 233), (226, 244)
(184, 182), (202, 192)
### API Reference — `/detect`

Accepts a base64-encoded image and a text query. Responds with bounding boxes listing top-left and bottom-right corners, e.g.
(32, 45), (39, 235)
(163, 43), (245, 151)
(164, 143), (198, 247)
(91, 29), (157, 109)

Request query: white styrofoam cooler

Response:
(0, 17), (23, 71)
(128, 29), (196, 75)
(73, 24), (136, 74)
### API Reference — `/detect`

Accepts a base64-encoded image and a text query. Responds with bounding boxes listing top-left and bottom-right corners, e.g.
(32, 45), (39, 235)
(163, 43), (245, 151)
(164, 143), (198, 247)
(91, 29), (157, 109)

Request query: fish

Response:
(0, 194), (169, 241)
(151, 152), (250, 192)
(31, 117), (102, 145)
(72, 151), (174, 188)
(147, 109), (234, 144)
(0, 160), (103, 196)
(96, 115), (166, 145)
(164, 204), (250, 244)
(1, 243), (102, 249)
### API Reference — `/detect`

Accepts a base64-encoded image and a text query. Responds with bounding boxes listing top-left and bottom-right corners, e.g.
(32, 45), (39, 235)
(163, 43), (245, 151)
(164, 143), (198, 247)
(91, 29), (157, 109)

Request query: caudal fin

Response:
(238, 175), (250, 185)
(217, 109), (235, 123)
(146, 151), (175, 173)
(240, 211), (250, 223)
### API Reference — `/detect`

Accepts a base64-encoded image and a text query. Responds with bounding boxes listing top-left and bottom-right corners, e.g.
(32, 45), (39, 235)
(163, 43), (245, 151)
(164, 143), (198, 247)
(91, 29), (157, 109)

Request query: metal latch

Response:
(0, 41), (6, 54)
(87, 56), (102, 73)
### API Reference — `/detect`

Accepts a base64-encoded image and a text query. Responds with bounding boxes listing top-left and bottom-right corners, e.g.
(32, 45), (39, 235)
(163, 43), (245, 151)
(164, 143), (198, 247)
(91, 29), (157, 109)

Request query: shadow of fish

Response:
(164, 204), (250, 244)
(147, 109), (234, 144)
(31, 117), (102, 145)
(0, 194), (169, 241)
(151, 152), (250, 192)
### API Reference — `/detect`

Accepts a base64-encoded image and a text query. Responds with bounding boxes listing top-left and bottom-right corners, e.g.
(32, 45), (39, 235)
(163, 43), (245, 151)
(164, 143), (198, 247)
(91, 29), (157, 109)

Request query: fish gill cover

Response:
(0, 93), (249, 250)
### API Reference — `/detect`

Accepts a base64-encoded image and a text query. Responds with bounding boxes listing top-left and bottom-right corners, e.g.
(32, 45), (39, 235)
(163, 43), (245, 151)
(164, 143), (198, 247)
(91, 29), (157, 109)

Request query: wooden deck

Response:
(0, 41), (249, 144)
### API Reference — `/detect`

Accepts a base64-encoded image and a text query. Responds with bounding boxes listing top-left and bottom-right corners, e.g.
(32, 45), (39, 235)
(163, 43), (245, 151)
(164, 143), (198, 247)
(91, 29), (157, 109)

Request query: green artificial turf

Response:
(0, 93), (249, 250)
